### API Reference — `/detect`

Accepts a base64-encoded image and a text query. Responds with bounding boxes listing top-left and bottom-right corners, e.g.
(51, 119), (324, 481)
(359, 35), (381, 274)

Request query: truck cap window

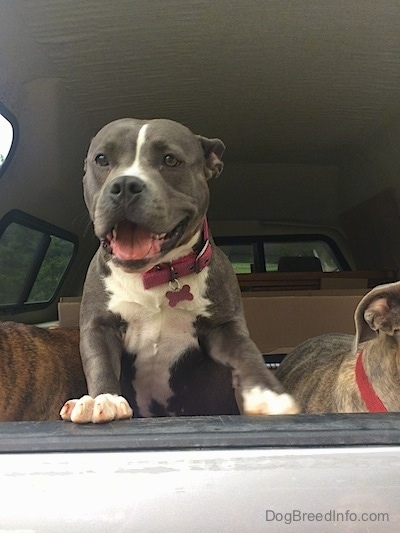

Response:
(0, 210), (77, 312)
(0, 103), (18, 178)
(217, 235), (350, 274)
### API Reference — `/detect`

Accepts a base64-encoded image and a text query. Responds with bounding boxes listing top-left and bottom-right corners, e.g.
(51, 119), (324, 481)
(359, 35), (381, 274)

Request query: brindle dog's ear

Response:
(363, 297), (391, 332)
(353, 281), (400, 352)
(197, 136), (225, 180)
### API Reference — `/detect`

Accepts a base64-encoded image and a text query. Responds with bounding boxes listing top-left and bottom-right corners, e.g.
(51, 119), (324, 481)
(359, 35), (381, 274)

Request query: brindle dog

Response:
(0, 322), (86, 420)
(276, 281), (400, 413)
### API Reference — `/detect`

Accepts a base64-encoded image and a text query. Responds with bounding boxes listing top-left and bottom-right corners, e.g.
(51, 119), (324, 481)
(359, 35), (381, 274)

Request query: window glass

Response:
(215, 235), (349, 274)
(0, 105), (17, 177)
(0, 223), (43, 305)
(0, 114), (13, 164)
(264, 240), (343, 272)
(219, 244), (255, 273)
(28, 237), (75, 303)
(0, 211), (77, 310)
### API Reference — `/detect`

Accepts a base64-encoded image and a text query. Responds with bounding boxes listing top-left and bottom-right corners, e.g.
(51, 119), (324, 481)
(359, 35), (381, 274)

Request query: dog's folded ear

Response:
(197, 136), (225, 180)
(353, 281), (400, 352)
(353, 288), (384, 352)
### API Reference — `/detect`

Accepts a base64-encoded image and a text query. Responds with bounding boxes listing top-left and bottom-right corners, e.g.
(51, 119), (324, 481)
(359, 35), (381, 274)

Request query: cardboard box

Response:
(58, 297), (81, 328)
(59, 289), (368, 354)
(242, 291), (367, 354)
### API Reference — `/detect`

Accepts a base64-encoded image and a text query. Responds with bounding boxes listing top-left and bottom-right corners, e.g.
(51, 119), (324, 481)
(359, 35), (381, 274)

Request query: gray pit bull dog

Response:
(276, 281), (400, 413)
(60, 118), (298, 423)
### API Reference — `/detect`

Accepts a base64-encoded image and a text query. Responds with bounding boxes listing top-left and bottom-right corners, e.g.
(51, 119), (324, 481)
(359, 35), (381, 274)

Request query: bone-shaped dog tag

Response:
(166, 284), (194, 307)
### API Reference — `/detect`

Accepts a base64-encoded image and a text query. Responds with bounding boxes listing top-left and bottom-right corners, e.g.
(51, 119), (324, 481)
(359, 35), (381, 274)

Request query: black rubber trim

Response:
(0, 414), (399, 454)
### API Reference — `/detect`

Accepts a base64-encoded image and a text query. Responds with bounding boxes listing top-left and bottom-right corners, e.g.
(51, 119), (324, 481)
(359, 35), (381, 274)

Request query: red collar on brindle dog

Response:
(355, 350), (388, 413)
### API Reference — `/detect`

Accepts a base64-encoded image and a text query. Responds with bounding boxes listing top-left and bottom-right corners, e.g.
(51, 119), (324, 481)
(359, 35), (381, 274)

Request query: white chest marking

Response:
(104, 262), (211, 415)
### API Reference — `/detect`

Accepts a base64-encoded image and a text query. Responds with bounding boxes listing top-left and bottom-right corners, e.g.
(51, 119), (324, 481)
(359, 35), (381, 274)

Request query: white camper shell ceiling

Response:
(1, 1), (400, 236)
(2, 0), (400, 163)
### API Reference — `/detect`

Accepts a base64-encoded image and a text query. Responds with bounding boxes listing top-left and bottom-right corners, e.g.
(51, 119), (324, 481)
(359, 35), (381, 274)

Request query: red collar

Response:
(355, 350), (387, 413)
(142, 219), (212, 289)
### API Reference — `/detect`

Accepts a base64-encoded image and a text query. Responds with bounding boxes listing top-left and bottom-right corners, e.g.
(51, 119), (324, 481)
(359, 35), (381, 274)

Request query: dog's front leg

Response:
(60, 321), (133, 423)
(203, 320), (298, 415)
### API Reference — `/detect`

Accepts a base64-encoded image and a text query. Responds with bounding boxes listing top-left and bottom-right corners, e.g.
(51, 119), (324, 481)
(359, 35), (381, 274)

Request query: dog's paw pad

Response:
(60, 394), (133, 423)
(243, 387), (299, 415)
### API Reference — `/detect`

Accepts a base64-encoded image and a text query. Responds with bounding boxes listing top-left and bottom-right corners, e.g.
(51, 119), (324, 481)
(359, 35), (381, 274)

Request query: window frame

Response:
(0, 102), (19, 179)
(0, 209), (78, 314)
(214, 234), (351, 273)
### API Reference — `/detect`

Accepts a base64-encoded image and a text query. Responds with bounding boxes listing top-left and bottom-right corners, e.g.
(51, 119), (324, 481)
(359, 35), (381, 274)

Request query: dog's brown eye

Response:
(164, 154), (181, 167)
(95, 154), (109, 167)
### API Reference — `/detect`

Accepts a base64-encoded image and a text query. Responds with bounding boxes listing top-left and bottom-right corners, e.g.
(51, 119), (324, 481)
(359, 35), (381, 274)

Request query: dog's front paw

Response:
(60, 394), (133, 423)
(242, 387), (299, 415)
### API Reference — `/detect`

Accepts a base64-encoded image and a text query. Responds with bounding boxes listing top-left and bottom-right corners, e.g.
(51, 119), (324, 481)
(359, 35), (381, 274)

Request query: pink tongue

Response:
(111, 221), (162, 261)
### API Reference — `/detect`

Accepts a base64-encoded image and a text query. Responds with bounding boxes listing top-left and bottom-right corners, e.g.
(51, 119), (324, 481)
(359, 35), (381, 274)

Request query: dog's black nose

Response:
(109, 175), (146, 202)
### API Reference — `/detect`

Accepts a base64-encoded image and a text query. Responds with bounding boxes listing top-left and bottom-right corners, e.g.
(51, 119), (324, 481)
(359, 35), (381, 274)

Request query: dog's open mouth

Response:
(102, 219), (188, 262)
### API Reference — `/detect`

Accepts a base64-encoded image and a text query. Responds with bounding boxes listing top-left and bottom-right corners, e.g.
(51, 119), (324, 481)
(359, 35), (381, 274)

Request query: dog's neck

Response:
(142, 219), (212, 290)
(355, 349), (388, 412)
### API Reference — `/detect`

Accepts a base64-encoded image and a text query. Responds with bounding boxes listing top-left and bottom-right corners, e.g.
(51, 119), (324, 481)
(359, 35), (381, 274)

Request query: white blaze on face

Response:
(105, 124), (166, 262)
(120, 123), (150, 182)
